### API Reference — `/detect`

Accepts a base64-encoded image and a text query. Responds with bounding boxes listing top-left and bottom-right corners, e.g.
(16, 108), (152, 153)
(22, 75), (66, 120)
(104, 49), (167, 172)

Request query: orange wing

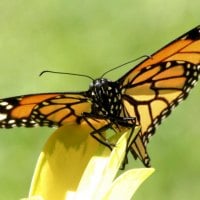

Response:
(118, 25), (200, 166)
(0, 92), (91, 128)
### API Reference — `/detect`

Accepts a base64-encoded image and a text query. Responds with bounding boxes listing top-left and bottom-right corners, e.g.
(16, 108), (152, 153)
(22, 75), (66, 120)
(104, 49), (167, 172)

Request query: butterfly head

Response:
(89, 78), (116, 96)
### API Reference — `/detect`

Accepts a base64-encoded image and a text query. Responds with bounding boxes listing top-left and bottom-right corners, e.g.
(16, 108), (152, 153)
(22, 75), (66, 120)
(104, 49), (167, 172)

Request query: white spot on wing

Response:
(0, 101), (8, 106)
(6, 105), (13, 110)
(194, 72), (198, 77)
(186, 71), (190, 76)
(0, 114), (7, 121)
(8, 119), (15, 124)
(165, 62), (171, 68)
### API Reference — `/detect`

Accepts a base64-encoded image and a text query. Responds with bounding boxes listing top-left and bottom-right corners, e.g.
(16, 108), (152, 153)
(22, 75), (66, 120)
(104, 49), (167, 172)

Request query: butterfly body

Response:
(87, 78), (134, 128)
(1, 25), (200, 166)
(78, 78), (136, 148)
(88, 78), (122, 118)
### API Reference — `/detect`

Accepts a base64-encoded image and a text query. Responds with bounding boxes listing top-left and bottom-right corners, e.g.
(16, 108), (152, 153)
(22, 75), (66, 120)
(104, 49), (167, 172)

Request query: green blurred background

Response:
(0, 0), (200, 199)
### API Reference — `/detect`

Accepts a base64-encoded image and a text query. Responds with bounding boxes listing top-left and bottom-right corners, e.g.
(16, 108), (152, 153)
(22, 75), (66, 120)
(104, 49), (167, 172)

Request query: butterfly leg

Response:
(82, 113), (115, 150)
(90, 123), (115, 150)
(114, 117), (151, 167)
(110, 116), (136, 169)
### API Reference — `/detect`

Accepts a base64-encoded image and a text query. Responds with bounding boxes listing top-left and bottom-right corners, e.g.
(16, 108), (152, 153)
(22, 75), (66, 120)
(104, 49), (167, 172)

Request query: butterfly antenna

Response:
(39, 70), (94, 81)
(101, 55), (151, 78)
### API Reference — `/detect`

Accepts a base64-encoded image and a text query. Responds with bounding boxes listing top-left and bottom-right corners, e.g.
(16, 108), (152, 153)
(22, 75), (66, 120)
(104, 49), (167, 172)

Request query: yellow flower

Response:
(23, 125), (154, 200)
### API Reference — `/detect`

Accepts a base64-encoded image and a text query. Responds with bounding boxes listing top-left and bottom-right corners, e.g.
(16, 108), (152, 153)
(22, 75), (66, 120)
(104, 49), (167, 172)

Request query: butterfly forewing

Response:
(119, 25), (200, 85)
(0, 93), (91, 128)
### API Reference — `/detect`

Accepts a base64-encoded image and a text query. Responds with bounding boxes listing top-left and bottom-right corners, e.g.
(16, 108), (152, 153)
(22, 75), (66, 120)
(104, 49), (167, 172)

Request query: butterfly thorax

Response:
(88, 78), (122, 117)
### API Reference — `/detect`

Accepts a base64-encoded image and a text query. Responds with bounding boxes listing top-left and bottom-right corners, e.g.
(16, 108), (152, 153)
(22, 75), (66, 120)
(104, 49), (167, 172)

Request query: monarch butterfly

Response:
(0, 25), (200, 167)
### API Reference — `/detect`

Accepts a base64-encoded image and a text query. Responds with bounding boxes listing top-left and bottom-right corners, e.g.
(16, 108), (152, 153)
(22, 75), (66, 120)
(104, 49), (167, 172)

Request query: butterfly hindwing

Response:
(122, 61), (200, 138)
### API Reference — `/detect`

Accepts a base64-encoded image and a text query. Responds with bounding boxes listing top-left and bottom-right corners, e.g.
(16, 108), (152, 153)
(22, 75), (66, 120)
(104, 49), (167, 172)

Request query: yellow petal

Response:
(28, 124), (142, 200)
(102, 168), (155, 200)
(72, 127), (140, 200)
(29, 124), (103, 200)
